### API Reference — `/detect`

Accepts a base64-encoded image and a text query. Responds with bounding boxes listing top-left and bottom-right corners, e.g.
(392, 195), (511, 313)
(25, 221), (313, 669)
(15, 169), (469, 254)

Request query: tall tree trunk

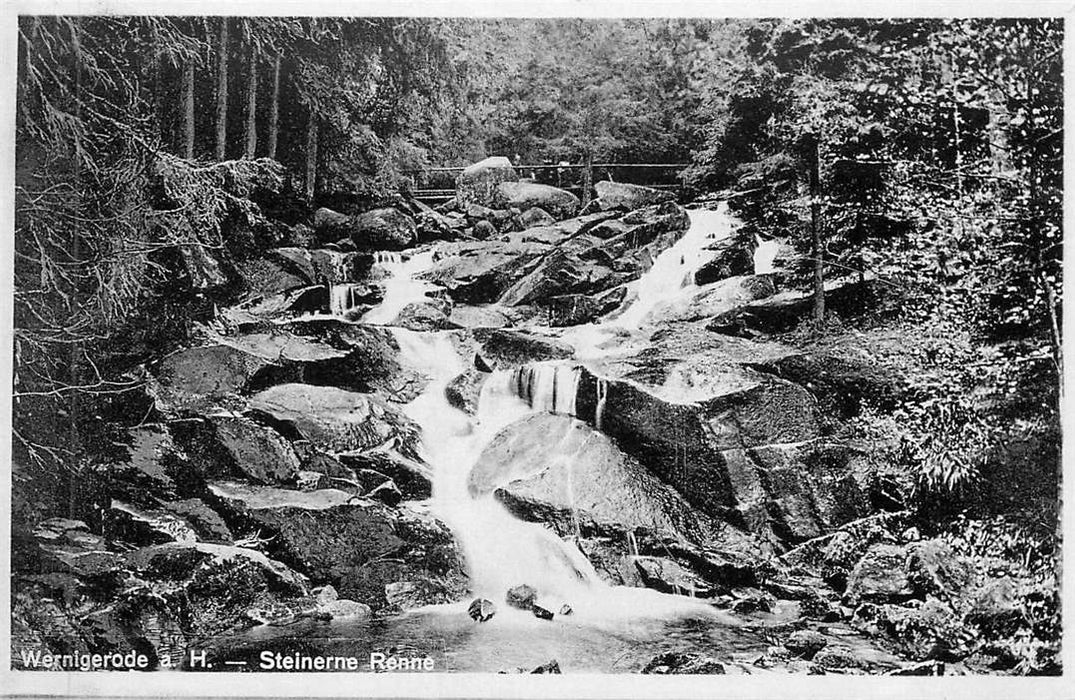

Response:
(267, 54), (281, 160)
(180, 59), (195, 159)
(808, 135), (824, 325)
(214, 18), (229, 161)
(243, 39), (257, 158)
(305, 108), (318, 200)
(68, 18), (83, 518)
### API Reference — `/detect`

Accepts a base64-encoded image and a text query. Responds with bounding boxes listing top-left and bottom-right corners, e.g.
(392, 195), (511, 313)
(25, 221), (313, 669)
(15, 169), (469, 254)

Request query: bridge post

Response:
(581, 150), (594, 206)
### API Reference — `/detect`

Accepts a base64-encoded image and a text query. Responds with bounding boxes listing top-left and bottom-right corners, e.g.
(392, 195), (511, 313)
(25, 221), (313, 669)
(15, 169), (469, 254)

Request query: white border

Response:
(1, 1), (1072, 698)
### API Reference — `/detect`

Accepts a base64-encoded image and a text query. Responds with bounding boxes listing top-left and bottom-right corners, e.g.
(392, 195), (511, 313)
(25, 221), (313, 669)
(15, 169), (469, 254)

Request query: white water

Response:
(352, 208), (747, 621)
(360, 250), (438, 325)
(388, 328), (603, 611)
(612, 204), (735, 329)
(753, 234), (782, 275)
(329, 284), (368, 317)
(558, 205), (737, 361)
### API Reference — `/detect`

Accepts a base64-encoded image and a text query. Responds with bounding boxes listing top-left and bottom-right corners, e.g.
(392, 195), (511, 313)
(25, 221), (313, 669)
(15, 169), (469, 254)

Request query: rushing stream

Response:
(233, 206), (801, 671)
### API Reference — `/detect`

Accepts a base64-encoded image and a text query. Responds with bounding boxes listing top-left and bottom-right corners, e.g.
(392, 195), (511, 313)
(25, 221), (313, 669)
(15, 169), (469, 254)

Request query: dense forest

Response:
(12, 16), (1062, 676)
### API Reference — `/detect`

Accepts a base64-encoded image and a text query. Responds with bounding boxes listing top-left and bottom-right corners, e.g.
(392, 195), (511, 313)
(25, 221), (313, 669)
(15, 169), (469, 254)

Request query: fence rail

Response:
(409, 162), (688, 203)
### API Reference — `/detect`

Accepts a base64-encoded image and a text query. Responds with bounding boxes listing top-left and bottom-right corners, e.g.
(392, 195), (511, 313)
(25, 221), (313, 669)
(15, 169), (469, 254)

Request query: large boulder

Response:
(844, 539), (975, 608)
(391, 302), (458, 332)
(561, 330), (820, 522)
(204, 415), (303, 484)
(470, 414), (766, 592)
(207, 482), (465, 610)
(471, 414), (743, 549)
(423, 240), (547, 304)
(151, 326), (422, 413)
(586, 201), (690, 248)
(496, 205), (692, 308)
(445, 368), (489, 415)
(519, 207), (555, 228)
(469, 328), (574, 367)
(456, 157), (518, 209)
(694, 244), (753, 285)
(495, 181), (580, 220)
(536, 289), (625, 327)
(150, 344), (274, 414)
(247, 384), (420, 455)
(235, 258), (309, 297)
(125, 540), (310, 630)
(643, 275), (777, 327)
(721, 442), (874, 547)
(593, 181), (675, 212)
(747, 350), (906, 421)
(349, 208), (417, 250)
(272, 320), (427, 402)
(844, 544), (916, 605)
(707, 278), (884, 338)
(498, 249), (620, 306)
(268, 247), (367, 286)
(11, 532), (314, 669)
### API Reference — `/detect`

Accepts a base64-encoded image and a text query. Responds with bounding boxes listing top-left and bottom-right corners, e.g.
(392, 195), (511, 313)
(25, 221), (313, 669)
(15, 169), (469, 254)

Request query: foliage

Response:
(938, 515), (1061, 674)
(430, 19), (720, 167)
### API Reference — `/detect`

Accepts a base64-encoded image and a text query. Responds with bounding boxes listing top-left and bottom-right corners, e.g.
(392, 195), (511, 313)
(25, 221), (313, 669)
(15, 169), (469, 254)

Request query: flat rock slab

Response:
(247, 383), (419, 454)
(208, 481), (356, 510)
(222, 332), (349, 363)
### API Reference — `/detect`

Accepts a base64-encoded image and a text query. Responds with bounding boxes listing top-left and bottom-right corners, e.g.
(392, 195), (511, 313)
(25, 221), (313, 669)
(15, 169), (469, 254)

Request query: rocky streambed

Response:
(12, 160), (1018, 675)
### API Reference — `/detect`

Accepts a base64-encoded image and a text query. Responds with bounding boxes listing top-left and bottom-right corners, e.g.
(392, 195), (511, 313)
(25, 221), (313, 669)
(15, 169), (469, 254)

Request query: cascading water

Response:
(612, 204), (736, 330)
(357, 207), (748, 622)
(360, 250), (438, 325)
(329, 284), (367, 317)
(557, 205), (739, 363)
(387, 328), (601, 611)
(753, 234), (782, 275)
(595, 378), (609, 432)
(374, 251), (403, 265)
(511, 362), (582, 417)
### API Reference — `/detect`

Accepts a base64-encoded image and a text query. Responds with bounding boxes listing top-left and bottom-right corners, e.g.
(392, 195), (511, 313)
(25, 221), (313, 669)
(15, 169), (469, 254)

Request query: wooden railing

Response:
(407, 162), (688, 203)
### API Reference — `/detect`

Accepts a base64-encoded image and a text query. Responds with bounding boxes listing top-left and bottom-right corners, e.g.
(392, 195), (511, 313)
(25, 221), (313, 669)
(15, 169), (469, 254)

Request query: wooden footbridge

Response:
(408, 162), (688, 204)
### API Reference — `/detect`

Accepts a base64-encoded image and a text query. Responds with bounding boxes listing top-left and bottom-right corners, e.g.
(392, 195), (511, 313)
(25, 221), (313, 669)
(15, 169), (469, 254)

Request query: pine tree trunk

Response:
(69, 18), (84, 518)
(809, 136), (825, 325)
(180, 59), (195, 159)
(244, 40), (257, 158)
(214, 18), (229, 161)
(267, 54), (281, 160)
(305, 108), (318, 200)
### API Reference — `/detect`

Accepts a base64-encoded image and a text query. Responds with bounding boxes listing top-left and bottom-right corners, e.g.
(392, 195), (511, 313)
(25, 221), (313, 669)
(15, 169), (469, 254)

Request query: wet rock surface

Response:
(13, 188), (1020, 676)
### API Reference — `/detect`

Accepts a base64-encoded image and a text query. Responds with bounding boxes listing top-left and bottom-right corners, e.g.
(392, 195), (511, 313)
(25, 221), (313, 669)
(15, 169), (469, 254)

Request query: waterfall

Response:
(361, 250), (437, 325)
(753, 234), (782, 275)
(510, 362), (581, 416)
(595, 378), (609, 432)
(386, 327), (602, 610)
(366, 212), (740, 621)
(329, 250), (354, 282)
(329, 284), (367, 317)
(374, 251), (403, 265)
(613, 204), (734, 330)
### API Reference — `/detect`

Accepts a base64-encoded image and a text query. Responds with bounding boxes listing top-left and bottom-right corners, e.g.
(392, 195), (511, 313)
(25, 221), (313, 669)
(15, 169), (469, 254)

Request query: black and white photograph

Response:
(2, 3), (1070, 696)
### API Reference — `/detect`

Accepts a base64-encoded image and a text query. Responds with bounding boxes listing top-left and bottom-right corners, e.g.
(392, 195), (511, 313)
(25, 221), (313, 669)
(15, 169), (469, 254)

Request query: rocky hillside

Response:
(11, 158), (1051, 675)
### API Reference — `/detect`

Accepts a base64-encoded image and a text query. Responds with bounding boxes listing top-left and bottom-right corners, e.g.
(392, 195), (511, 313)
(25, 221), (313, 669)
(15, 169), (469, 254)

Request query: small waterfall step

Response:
(510, 362), (582, 417)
